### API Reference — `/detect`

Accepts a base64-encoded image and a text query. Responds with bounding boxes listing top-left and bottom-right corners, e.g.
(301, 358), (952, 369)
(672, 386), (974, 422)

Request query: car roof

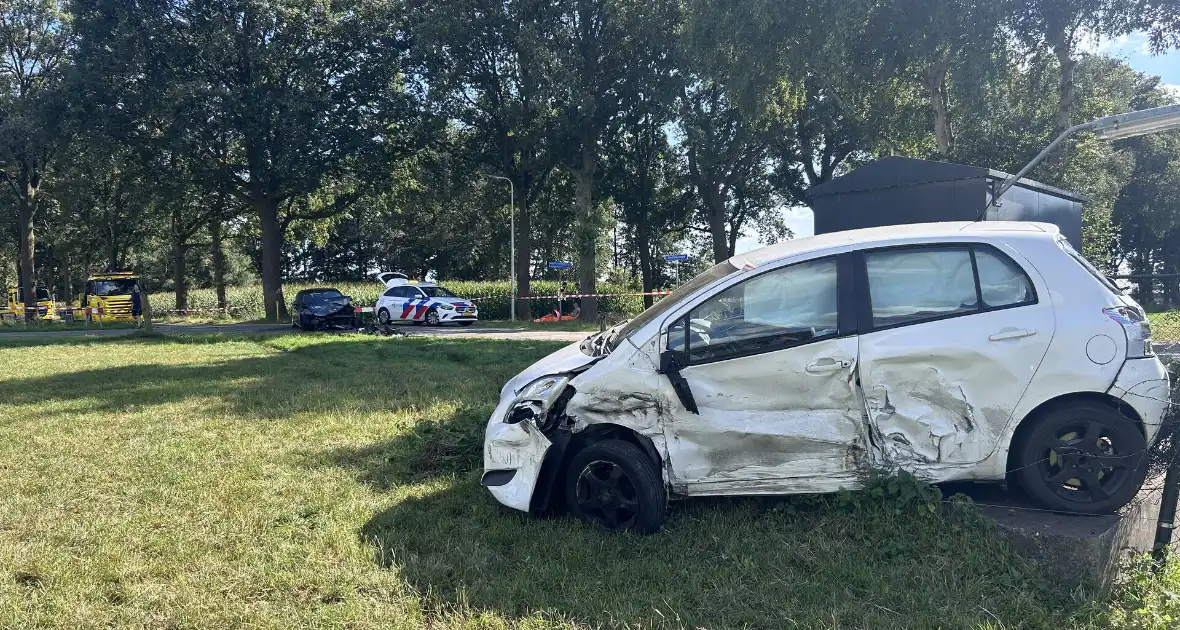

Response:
(299, 287), (341, 294)
(731, 221), (1059, 269)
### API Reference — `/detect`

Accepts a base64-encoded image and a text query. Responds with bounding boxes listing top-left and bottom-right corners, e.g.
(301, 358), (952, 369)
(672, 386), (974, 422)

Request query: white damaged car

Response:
(482, 222), (1171, 533)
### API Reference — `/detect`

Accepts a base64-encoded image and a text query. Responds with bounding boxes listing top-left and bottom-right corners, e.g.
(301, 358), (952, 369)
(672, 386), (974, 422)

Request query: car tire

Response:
(425, 309), (441, 326)
(1015, 400), (1148, 515)
(565, 439), (666, 534)
(378, 308), (392, 325)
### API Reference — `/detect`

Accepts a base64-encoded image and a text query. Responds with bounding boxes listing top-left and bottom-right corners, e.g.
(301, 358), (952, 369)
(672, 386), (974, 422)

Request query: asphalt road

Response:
(0, 322), (590, 343)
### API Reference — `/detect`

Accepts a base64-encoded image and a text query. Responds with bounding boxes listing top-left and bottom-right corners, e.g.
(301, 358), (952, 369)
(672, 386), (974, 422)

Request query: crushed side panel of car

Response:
(658, 337), (869, 495)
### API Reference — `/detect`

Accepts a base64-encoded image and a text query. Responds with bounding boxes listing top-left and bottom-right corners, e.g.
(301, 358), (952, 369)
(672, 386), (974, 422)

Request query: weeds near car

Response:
(0, 333), (1172, 628)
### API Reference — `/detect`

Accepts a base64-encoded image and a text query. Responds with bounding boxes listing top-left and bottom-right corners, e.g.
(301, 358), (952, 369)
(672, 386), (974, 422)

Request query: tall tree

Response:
(1009, 0), (1138, 132)
(414, 0), (562, 320)
(74, 0), (417, 321)
(0, 0), (72, 320)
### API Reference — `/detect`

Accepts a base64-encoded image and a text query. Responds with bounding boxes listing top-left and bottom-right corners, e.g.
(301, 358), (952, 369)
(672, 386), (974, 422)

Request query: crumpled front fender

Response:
(483, 401), (553, 512)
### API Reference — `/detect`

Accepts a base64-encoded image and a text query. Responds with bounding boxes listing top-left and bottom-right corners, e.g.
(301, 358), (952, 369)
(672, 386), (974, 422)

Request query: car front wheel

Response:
(1015, 400), (1148, 514)
(565, 440), (666, 534)
(425, 309), (441, 326)
(378, 308), (392, 325)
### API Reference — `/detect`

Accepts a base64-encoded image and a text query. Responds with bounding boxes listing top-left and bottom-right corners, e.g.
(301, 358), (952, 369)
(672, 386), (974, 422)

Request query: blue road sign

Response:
(664, 254), (690, 262)
(548, 261), (573, 269)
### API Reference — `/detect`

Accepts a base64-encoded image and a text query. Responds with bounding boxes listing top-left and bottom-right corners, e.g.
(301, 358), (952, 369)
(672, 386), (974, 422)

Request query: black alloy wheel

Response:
(565, 440), (666, 534)
(1016, 401), (1147, 514)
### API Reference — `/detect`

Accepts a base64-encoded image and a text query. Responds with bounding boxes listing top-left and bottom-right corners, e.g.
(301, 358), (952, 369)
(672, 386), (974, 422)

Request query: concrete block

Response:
(945, 482), (1166, 593)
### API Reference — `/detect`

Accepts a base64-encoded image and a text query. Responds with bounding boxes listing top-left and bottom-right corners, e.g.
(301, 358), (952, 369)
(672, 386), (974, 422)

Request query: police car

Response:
(373, 272), (479, 326)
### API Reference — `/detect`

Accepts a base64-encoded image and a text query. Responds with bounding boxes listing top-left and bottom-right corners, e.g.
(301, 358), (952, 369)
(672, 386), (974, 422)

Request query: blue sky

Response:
(1089, 32), (1179, 88)
(735, 32), (1179, 252)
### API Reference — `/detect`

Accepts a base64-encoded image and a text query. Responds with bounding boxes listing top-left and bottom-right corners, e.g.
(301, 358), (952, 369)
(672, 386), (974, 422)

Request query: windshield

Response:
(91, 279), (137, 297)
(303, 289), (344, 301)
(420, 286), (458, 298)
(606, 261), (741, 351)
(14, 288), (52, 301)
(1058, 237), (1122, 295)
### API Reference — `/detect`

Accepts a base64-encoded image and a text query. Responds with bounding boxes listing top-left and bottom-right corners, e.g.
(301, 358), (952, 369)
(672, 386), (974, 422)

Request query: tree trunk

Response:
(256, 196), (289, 322)
(18, 187), (38, 322)
(637, 220), (655, 309)
(703, 185), (729, 263)
(1052, 40), (1078, 132)
(573, 141), (599, 322)
(926, 58), (953, 154)
(173, 239), (188, 313)
(211, 218), (227, 311)
(514, 196), (532, 321)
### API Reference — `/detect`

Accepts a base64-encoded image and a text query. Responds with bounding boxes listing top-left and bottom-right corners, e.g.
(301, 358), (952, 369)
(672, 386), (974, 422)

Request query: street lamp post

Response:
(983, 104), (1180, 218)
(483, 175), (516, 321)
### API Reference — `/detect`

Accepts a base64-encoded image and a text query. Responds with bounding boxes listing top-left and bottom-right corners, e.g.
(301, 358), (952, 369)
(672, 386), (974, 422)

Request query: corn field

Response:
(151, 280), (659, 321)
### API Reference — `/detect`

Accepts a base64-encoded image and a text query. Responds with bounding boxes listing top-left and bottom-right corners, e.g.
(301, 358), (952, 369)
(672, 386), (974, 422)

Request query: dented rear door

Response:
(660, 255), (870, 495)
(855, 243), (1053, 475)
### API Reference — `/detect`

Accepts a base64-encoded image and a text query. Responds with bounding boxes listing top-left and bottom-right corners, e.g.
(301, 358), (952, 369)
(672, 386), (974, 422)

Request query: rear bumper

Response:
(1109, 358), (1172, 443)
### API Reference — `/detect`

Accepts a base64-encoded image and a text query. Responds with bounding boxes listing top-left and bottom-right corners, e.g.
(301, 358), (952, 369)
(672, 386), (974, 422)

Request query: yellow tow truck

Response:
(0, 286), (57, 321)
(80, 272), (140, 323)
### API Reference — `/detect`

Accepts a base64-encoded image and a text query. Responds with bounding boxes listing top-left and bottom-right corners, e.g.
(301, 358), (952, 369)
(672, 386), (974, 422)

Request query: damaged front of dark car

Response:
(292, 288), (357, 330)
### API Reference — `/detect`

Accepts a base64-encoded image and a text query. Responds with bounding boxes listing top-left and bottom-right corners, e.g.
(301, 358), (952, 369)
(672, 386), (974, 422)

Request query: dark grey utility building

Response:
(807, 156), (1087, 248)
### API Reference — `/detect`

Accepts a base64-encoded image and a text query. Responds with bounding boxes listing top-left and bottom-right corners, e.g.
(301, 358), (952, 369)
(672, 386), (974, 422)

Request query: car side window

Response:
(865, 244), (1036, 329)
(975, 247), (1036, 308)
(671, 257), (839, 364)
(383, 288), (399, 298)
(866, 247), (977, 328)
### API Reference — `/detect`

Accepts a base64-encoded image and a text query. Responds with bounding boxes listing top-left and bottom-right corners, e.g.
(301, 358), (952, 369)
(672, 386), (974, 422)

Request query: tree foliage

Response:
(0, 0), (1177, 319)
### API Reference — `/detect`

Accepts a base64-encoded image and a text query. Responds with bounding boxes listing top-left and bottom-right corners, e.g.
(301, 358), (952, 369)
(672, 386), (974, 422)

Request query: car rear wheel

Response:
(378, 308), (392, 325)
(1015, 401), (1148, 514)
(425, 309), (441, 326)
(565, 440), (666, 534)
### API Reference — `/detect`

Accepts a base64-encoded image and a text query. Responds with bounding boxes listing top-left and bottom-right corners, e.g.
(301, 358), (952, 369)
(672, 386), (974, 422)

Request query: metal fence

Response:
(1112, 275), (1180, 354)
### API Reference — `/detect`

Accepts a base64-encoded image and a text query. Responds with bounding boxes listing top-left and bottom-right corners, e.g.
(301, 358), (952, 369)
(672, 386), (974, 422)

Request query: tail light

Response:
(1104, 306), (1154, 359)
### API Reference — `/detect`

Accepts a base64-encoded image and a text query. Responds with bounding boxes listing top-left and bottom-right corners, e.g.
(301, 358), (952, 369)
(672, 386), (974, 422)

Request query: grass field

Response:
(0, 333), (1176, 629)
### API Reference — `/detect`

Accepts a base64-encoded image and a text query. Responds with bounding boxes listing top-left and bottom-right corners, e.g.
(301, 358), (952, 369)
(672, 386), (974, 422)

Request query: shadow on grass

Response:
(0, 335), (565, 422)
(339, 418), (1089, 629)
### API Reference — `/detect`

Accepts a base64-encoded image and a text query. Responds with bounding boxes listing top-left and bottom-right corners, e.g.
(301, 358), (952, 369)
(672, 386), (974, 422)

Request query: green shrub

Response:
(153, 280), (659, 320)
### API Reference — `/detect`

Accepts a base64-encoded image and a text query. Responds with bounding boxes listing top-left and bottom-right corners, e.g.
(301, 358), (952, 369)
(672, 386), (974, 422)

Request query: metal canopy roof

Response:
(806, 156), (1089, 203)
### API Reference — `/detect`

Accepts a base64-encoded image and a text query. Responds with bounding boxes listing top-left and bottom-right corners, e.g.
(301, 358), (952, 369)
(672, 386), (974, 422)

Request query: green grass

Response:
(0, 333), (1172, 629)
(0, 319), (136, 333)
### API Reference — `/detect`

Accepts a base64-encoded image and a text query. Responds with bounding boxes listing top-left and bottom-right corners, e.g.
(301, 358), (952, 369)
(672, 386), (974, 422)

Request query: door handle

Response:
(806, 357), (852, 374)
(989, 328), (1037, 342)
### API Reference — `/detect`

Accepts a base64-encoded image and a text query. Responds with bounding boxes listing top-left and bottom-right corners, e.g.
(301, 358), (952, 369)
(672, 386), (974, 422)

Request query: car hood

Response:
(304, 295), (352, 316)
(502, 338), (598, 396)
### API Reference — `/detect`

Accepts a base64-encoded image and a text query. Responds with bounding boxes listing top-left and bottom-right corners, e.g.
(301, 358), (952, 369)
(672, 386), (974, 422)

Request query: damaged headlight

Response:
(506, 375), (571, 431)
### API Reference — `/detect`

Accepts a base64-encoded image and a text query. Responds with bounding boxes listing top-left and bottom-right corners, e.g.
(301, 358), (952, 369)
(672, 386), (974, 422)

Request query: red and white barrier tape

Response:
(470, 290), (672, 302)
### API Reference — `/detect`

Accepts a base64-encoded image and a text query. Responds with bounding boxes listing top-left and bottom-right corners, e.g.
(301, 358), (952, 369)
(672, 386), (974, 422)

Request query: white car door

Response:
(658, 255), (870, 496)
(855, 243), (1054, 474)
(400, 287), (430, 321)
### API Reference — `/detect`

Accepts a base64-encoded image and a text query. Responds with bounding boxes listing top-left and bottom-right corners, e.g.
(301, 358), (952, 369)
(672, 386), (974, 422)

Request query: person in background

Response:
(131, 285), (143, 327)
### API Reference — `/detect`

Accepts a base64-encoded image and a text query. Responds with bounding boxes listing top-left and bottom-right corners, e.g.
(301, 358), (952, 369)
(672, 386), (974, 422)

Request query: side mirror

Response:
(658, 350), (686, 375)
